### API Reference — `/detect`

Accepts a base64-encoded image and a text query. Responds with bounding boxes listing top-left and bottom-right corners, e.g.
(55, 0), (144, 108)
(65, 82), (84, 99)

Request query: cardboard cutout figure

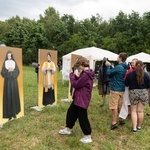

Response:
(0, 47), (24, 126)
(38, 49), (58, 108)
(68, 54), (81, 101)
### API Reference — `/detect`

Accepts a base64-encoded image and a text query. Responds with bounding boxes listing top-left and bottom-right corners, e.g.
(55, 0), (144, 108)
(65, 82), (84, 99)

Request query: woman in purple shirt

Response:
(59, 56), (95, 143)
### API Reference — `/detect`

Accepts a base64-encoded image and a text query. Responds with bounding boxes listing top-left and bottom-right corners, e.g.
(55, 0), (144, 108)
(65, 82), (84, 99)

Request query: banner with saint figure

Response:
(38, 49), (58, 108)
(0, 46), (24, 126)
(67, 54), (81, 101)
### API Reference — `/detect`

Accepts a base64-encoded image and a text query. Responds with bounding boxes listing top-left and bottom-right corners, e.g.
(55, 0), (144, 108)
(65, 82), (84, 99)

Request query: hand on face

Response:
(74, 69), (79, 76)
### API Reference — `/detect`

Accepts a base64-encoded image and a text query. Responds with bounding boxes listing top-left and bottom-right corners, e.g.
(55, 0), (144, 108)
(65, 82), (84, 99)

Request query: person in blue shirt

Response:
(105, 52), (128, 130)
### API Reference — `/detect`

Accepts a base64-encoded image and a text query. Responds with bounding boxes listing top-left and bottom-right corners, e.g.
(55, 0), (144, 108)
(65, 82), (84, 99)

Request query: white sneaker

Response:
(59, 128), (72, 135)
(80, 136), (92, 143)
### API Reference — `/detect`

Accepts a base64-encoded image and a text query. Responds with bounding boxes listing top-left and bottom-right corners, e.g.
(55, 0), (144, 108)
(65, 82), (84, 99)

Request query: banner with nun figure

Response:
(0, 46), (24, 126)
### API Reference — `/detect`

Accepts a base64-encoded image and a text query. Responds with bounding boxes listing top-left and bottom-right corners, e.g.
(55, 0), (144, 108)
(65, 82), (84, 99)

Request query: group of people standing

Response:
(59, 53), (150, 144)
(98, 53), (150, 132)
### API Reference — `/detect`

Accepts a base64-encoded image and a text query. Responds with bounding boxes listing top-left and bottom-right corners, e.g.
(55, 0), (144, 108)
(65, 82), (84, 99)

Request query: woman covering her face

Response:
(1, 51), (20, 120)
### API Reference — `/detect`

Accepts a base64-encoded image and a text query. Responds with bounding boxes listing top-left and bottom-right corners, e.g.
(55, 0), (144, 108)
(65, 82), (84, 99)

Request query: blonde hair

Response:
(132, 58), (138, 61)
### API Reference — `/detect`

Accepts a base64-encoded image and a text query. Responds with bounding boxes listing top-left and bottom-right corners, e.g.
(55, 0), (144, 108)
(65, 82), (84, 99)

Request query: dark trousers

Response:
(43, 88), (55, 106)
(66, 101), (91, 135)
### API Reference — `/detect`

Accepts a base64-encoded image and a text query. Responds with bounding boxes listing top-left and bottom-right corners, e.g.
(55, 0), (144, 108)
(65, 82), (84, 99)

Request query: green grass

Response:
(0, 66), (150, 150)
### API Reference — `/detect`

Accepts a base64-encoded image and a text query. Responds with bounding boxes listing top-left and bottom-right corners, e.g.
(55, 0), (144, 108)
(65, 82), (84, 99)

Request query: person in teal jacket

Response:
(105, 52), (128, 130)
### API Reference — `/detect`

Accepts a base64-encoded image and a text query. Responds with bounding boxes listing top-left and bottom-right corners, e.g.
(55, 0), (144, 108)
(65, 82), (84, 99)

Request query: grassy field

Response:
(0, 66), (150, 150)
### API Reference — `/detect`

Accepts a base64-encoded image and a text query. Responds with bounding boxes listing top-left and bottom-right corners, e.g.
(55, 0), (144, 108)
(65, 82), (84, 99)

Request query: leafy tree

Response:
(61, 14), (75, 35)
(77, 19), (97, 47)
(96, 21), (111, 47)
(0, 21), (8, 44)
(52, 20), (70, 46)
(39, 7), (60, 47)
(110, 11), (128, 36)
(102, 36), (117, 52)
(58, 34), (84, 57)
(4, 18), (49, 64)
(141, 12), (150, 53)
(0, 7), (149, 64)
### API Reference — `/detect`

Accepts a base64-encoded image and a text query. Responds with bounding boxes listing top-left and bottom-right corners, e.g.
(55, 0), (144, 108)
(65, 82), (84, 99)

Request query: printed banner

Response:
(68, 54), (81, 101)
(0, 46), (24, 125)
(38, 49), (58, 108)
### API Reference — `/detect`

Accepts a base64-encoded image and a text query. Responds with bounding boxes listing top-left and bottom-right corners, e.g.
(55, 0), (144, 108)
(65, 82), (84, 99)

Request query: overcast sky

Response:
(0, 0), (149, 21)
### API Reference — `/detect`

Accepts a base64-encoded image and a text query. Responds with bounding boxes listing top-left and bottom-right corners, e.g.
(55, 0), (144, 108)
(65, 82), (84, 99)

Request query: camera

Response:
(103, 57), (108, 63)
(32, 62), (40, 68)
(72, 64), (78, 72)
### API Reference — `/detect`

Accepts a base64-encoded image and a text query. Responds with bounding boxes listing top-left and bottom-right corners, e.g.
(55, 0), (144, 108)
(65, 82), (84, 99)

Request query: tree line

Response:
(0, 7), (149, 65)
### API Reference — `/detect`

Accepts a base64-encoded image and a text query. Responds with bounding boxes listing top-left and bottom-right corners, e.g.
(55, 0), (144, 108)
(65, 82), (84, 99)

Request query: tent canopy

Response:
(62, 47), (118, 80)
(127, 52), (150, 63)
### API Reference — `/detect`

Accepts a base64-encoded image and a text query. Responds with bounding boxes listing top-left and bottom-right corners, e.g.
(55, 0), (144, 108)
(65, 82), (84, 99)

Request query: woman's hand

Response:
(74, 69), (79, 76)
(105, 60), (111, 66)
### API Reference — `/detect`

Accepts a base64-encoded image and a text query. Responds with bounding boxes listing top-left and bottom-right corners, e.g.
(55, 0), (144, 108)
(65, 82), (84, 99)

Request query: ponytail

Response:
(135, 60), (144, 85)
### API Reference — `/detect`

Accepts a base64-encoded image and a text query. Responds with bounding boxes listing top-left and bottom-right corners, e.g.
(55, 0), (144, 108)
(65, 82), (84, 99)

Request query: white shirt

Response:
(5, 60), (15, 70)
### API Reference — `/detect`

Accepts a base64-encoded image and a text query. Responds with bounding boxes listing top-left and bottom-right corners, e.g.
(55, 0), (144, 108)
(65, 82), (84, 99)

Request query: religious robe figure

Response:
(1, 51), (20, 120)
(42, 52), (56, 106)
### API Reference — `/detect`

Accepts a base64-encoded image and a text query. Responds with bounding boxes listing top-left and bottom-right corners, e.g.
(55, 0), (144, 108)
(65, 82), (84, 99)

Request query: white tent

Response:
(127, 52), (150, 63)
(62, 47), (118, 80)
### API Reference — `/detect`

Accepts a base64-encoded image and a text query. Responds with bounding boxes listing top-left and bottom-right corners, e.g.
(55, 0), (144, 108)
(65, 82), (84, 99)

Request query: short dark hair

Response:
(119, 52), (127, 62)
(47, 52), (51, 57)
(75, 56), (89, 67)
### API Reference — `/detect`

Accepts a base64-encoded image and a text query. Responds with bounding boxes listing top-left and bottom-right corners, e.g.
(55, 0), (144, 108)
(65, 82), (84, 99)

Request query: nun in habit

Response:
(1, 51), (20, 120)
(42, 52), (56, 106)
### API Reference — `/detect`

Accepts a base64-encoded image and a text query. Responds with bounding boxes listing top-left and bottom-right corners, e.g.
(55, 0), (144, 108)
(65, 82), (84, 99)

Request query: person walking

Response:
(59, 56), (95, 143)
(125, 60), (150, 132)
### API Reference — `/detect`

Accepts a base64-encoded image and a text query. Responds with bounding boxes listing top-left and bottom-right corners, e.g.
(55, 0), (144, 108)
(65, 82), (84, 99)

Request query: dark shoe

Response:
(100, 102), (105, 107)
(146, 113), (150, 116)
(127, 114), (131, 118)
(119, 120), (125, 125)
(111, 123), (118, 130)
(100, 103), (104, 107)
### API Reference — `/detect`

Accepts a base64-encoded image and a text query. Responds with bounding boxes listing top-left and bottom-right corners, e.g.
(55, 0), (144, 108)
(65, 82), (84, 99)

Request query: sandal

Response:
(111, 123), (118, 130)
